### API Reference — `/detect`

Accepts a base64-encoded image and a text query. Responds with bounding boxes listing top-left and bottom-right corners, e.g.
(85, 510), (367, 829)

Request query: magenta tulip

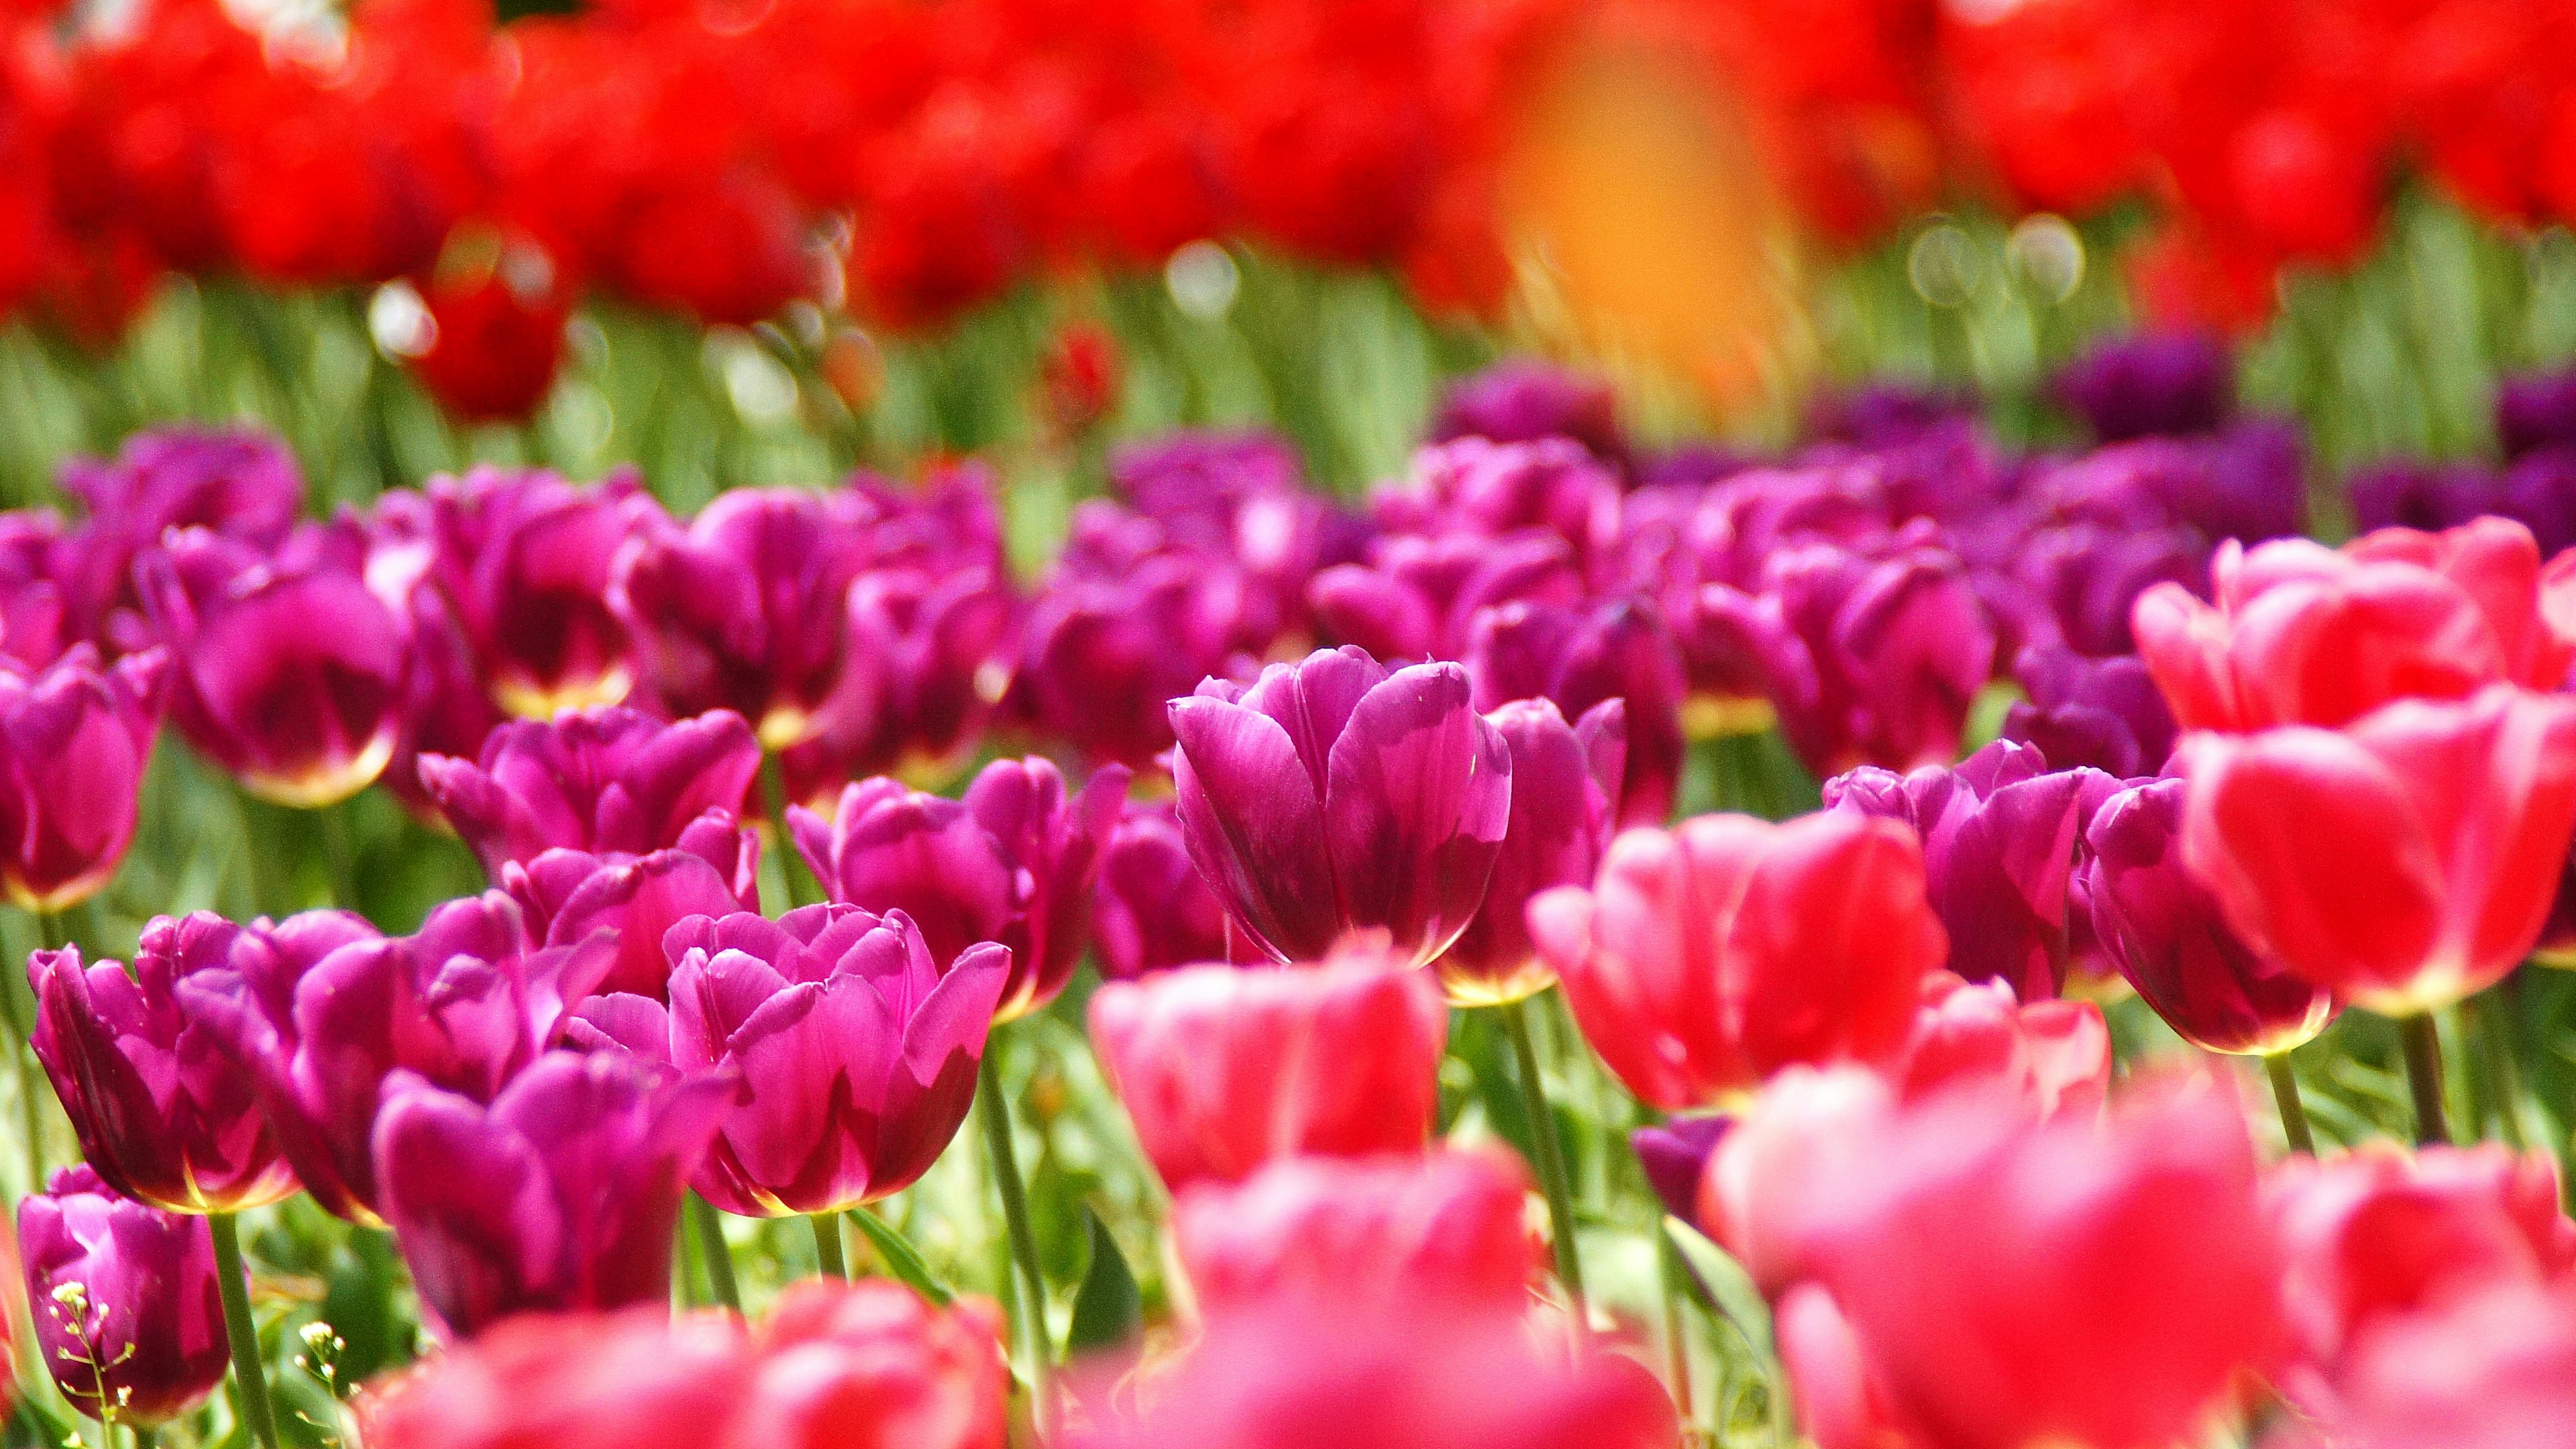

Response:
(58, 427), (302, 649)
(0, 644), (166, 910)
(1091, 798), (1237, 981)
(17, 1165), (231, 1424)
(1438, 697), (1624, 1005)
(419, 705), (762, 877)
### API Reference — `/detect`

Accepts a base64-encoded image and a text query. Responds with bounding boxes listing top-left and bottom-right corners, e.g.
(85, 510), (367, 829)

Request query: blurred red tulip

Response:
(1171, 1149), (1537, 1316)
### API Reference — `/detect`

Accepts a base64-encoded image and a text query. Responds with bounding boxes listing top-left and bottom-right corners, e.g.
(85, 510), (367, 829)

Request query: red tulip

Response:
(1171, 1150), (1536, 1316)
(2178, 684), (2576, 1014)
(1528, 810), (1945, 1110)
(1892, 972), (2110, 1121)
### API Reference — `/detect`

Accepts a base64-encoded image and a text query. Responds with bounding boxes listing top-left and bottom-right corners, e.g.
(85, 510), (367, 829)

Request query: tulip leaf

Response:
(1663, 1216), (1775, 1359)
(1065, 1207), (1142, 1354)
(849, 1208), (955, 1307)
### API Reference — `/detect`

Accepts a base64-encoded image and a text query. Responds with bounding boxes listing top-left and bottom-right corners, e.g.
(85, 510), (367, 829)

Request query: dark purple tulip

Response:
(179, 894), (607, 1225)
(58, 427), (303, 649)
(419, 705), (762, 878)
(1093, 797), (1236, 980)
(1167, 646), (1513, 967)
(29, 919), (301, 1213)
(372, 1051), (733, 1339)
(1429, 361), (1625, 462)
(2498, 446), (2576, 556)
(137, 521), (407, 807)
(502, 817), (760, 1001)
(1826, 740), (2113, 1001)
(566, 904), (1009, 1216)
(780, 563), (1017, 804)
(2006, 521), (2209, 657)
(2346, 459), (2496, 539)
(793, 755), (1130, 1020)
(1438, 698), (1624, 1005)
(2051, 331), (2235, 442)
(2085, 424), (2306, 547)
(1757, 534), (1997, 779)
(396, 465), (663, 716)
(1631, 1116), (1729, 1222)
(1462, 596), (1682, 826)
(0, 511), (71, 669)
(16, 1165), (231, 1424)
(2498, 365), (2576, 460)
(1804, 382), (1977, 448)
(1376, 437), (1621, 566)
(608, 488), (870, 749)
(0, 644), (166, 910)
(1019, 541), (1252, 771)
(1112, 430), (1341, 641)
(1998, 643), (2178, 778)
(1308, 530), (1581, 664)
(2083, 777), (2338, 1055)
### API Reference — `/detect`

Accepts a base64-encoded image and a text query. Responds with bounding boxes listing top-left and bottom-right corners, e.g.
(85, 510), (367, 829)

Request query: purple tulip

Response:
(1631, 1116), (1729, 1222)
(1438, 698), (1625, 1005)
(566, 904), (1009, 1216)
(1110, 431), (1345, 643)
(1754, 533), (1997, 779)
(1999, 643), (2178, 779)
(781, 563), (1017, 803)
(608, 488), (871, 749)
(502, 820), (760, 1001)
(1804, 382), (1978, 448)
(2051, 331), (2235, 443)
(1167, 646), (1512, 967)
(2498, 365), (2576, 460)
(394, 465), (662, 716)
(794, 755), (1130, 1020)
(419, 705), (762, 877)
(18, 1167), (231, 1424)
(58, 427), (303, 649)
(0, 644), (166, 910)
(1019, 536), (1253, 771)
(2346, 459), (2496, 539)
(1429, 362), (1625, 462)
(1307, 530), (1581, 665)
(375, 569), (504, 816)
(179, 894), (607, 1224)
(1375, 437), (1621, 567)
(0, 511), (70, 669)
(1093, 798), (1237, 980)
(2083, 777), (2338, 1055)
(29, 918), (301, 1214)
(1462, 596), (1682, 826)
(137, 521), (407, 807)
(372, 1051), (733, 1339)
(1826, 740), (2114, 1001)
(2006, 520), (2209, 658)
(2498, 446), (2576, 556)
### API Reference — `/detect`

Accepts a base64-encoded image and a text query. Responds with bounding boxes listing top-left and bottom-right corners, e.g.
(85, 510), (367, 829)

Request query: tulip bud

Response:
(17, 1166), (230, 1424)
(1999, 643), (2177, 777)
(0, 644), (166, 910)
(1462, 598), (1683, 826)
(2050, 331), (2235, 442)
(1762, 535), (1997, 778)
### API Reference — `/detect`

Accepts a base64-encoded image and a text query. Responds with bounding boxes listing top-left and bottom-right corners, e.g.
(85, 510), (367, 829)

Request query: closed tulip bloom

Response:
(420, 706), (763, 878)
(568, 905), (1010, 1216)
(2496, 364), (2576, 459)
(2178, 685), (2576, 1015)
(17, 1165), (230, 1425)
(1794, 1081), (2281, 1449)
(1087, 942), (1450, 1190)
(2133, 517), (2572, 734)
(1828, 741), (2116, 1001)
(502, 822), (761, 1001)
(1756, 535), (1998, 778)
(1171, 1150), (1538, 1314)
(29, 922), (302, 1213)
(781, 564), (1018, 801)
(609, 489), (871, 749)
(1462, 598), (1683, 826)
(1999, 643), (2178, 777)
(794, 755), (1130, 1019)
(2051, 331), (2235, 442)
(2086, 778), (2338, 1054)
(373, 1053), (735, 1339)
(1631, 1114), (1730, 1222)
(359, 1306), (756, 1449)
(180, 894), (608, 1224)
(138, 521), (408, 806)
(0, 644), (167, 910)
(1167, 647), (1512, 967)
(1091, 798), (1236, 980)
(1527, 811), (1943, 1110)
(1440, 698), (1625, 1005)
(1894, 973), (2112, 1120)
(738, 1279), (1013, 1449)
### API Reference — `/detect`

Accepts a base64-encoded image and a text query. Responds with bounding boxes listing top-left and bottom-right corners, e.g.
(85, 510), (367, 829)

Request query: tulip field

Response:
(12, 2), (2576, 1448)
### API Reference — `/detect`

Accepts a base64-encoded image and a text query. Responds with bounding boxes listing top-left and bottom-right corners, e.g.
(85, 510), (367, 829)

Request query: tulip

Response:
(1087, 941), (1450, 1190)
(2177, 685), (2576, 1017)
(1792, 1080), (2281, 1449)
(1894, 973), (2112, 1120)
(1170, 1150), (1537, 1315)
(2004, 520), (2208, 658)
(373, 1052), (735, 1338)
(1429, 360), (1624, 460)
(738, 1279), (1014, 1449)
(503, 828), (760, 1001)
(1692, 1067), (1900, 1295)
(28, 922), (301, 1213)
(1091, 797), (1236, 979)
(2133, 517), (2571, 734)
(2086, 777), (2339, 1055)
(1018, 548), (1252, 771)
(1528, 810), (1944, 1110)
(2050, 330), (2235, 442)
(567, 905), (1010, 1216)
(1111, 431), (1345, 644)
(58, 427), (302, 647)
(420, 705), (763, 878)
(0, 644), (167, 910)
(780, 563), (1016, 800)
(179, 894), (606, 1224)
(1749, 533), (1997, 778)
(2496, 364), (2576, 459)
(794, 755), (1130, 1020)
(16, 1165), (230, 1425)
(1999, 643), (2178, 777)
(1462, 598), (1683, 826)
(0, 511), (70, 670)
(1167, 647), (1512, 967)
(1379, 437), (1620, 564)
(358, 1306), (756, 1449)
(1827, 740), (2116, 1002)
(1631, 1114), (1729, 1222)
(1774, 1283), (1922, 1449)
(608, 489), (871, 749)
(137, 521), (409, 806)
(378, 575), (506, 814)
(1438, 698), (1624, 1004)
(2263, 1280), (2576, 1449)
(1307, 530), (1582, 665)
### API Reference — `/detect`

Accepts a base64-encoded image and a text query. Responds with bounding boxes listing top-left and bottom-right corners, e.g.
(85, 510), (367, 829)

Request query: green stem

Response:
(810, 1213), (848, 1281)
(209, 1214), (282, 1449)
(2263, 1052), (2314, 1155)
(976, 1046), (1055, 1440)
(690, 1195), (741, 1310)
(2400, 1012), (2452, 1147)
(2477, 989), (2533, 1151)
(3, 971), (45, 1197)
(761, 753), (819, 910)
(1502, 996), (1589, 1339)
